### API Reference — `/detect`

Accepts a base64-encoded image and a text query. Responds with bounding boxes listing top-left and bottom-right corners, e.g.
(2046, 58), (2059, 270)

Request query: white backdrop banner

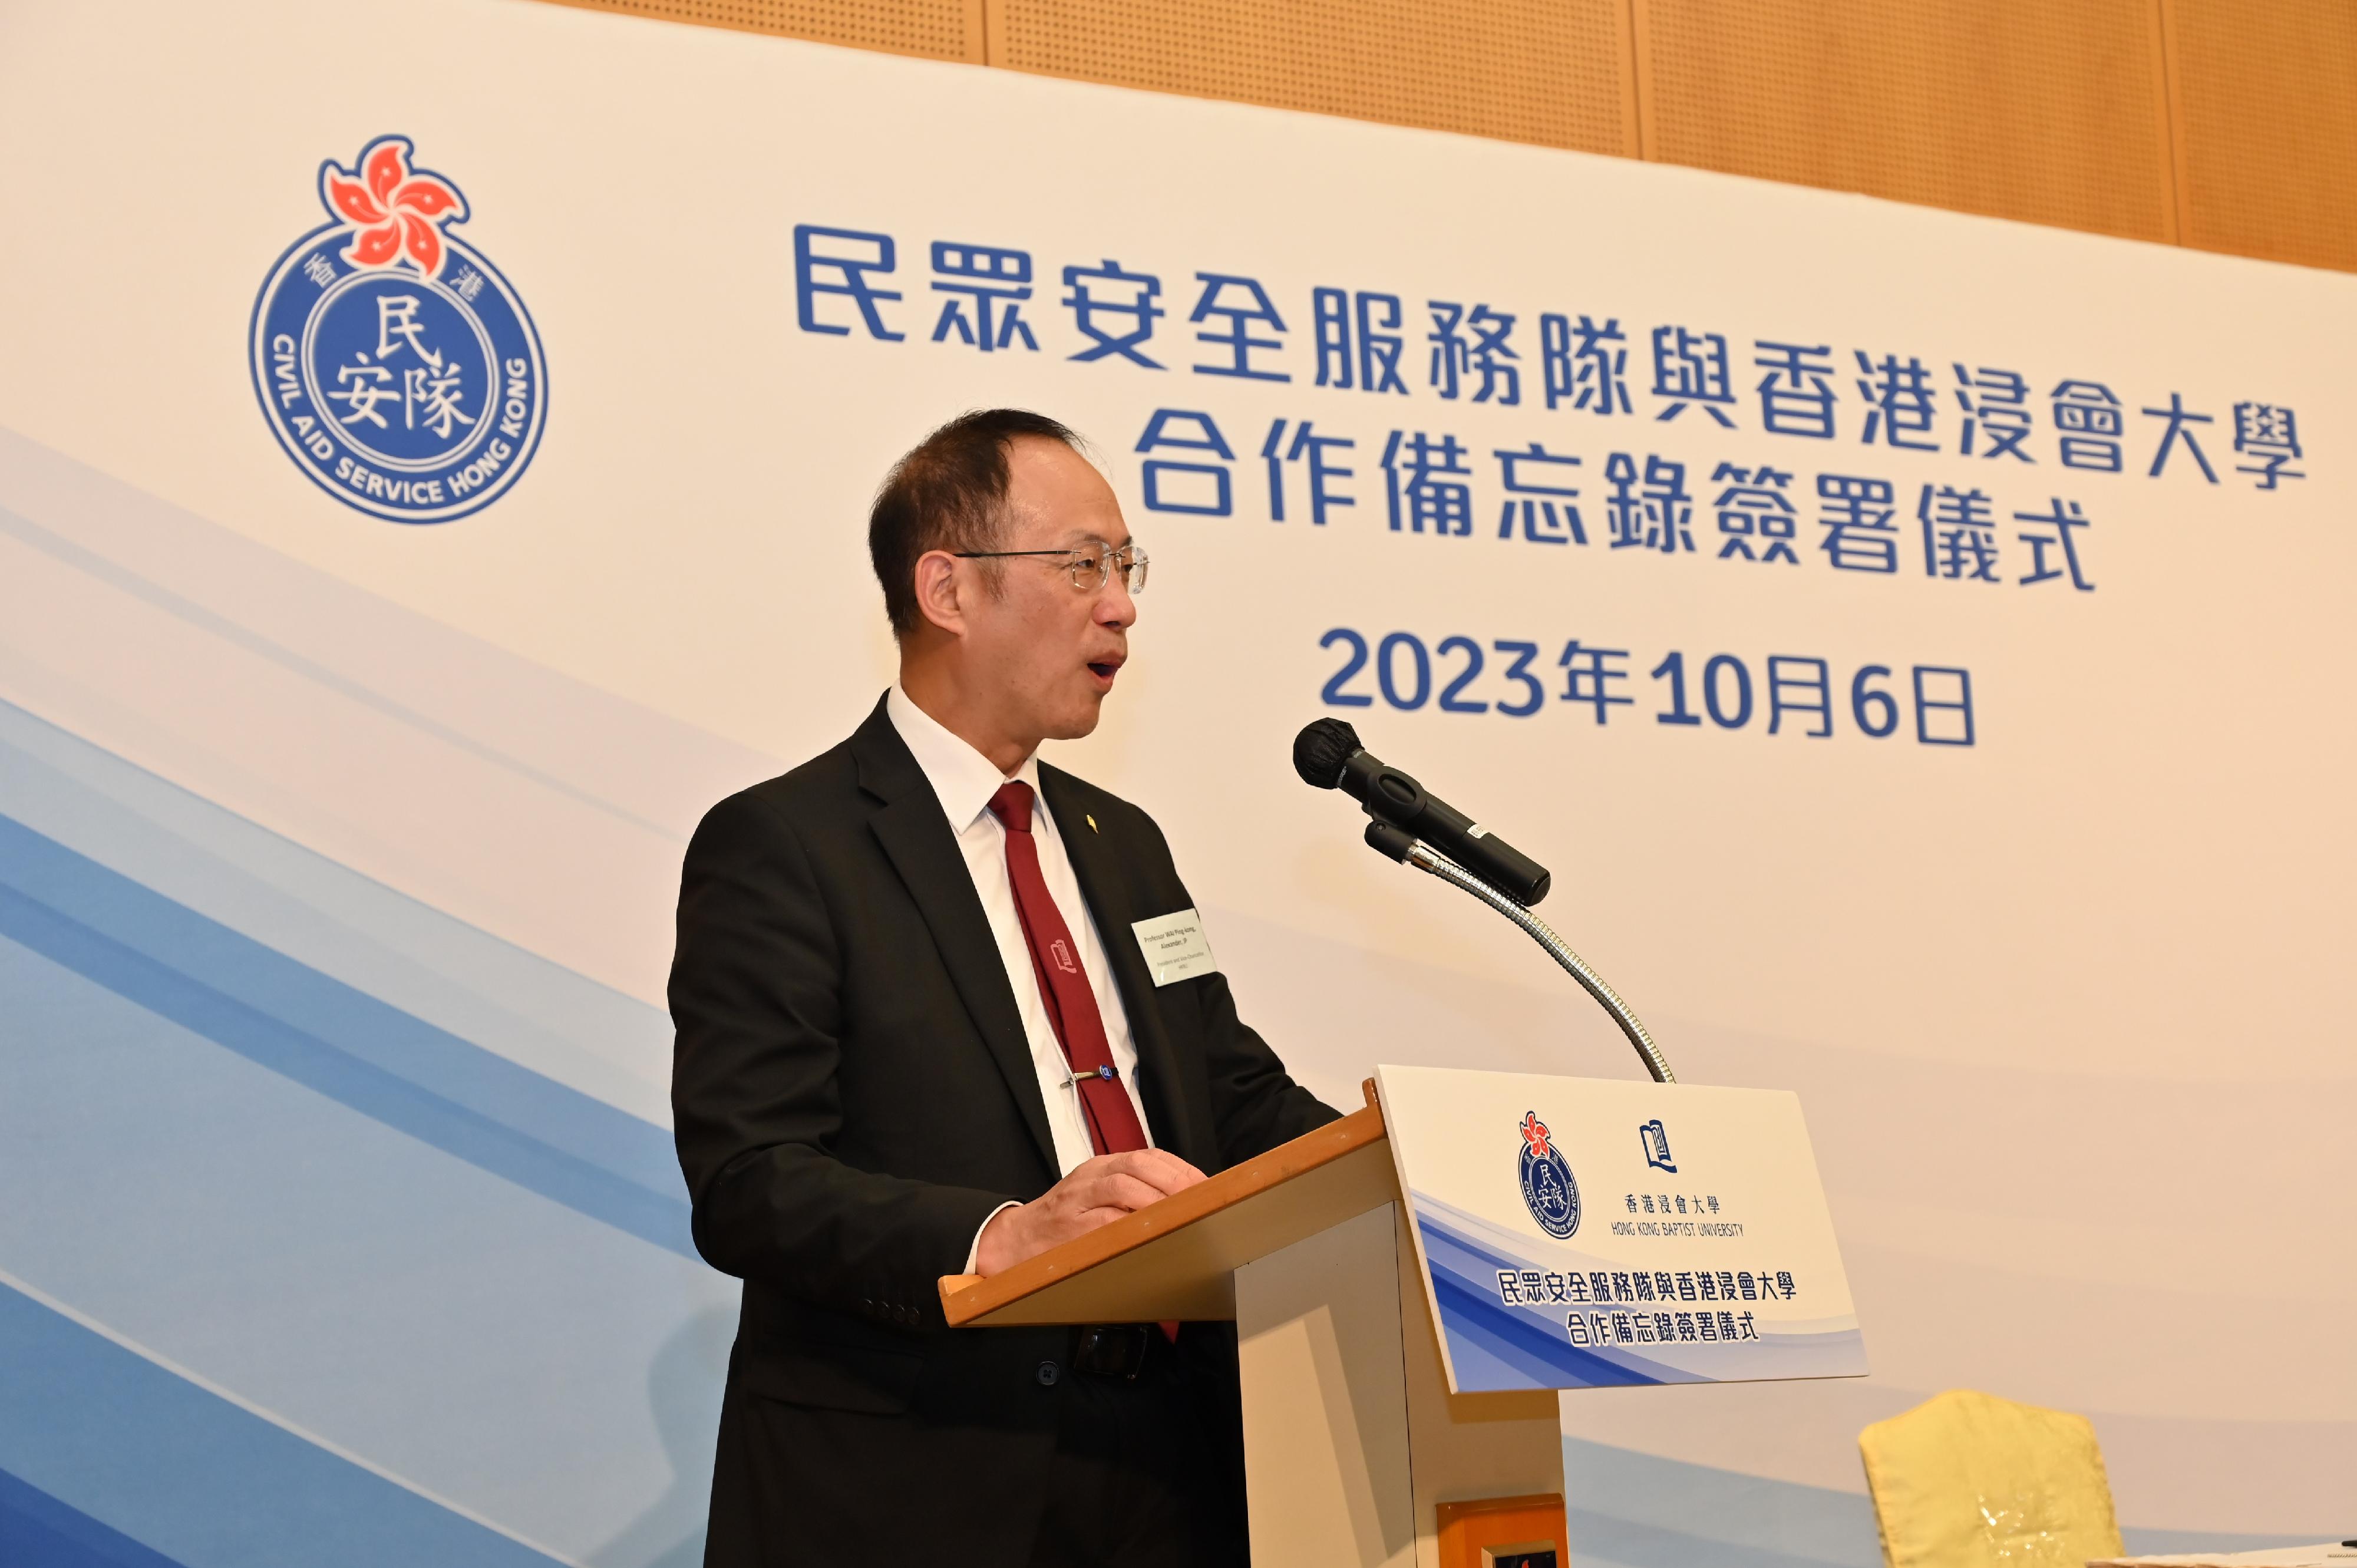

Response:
(1, 1), (2351, 1564)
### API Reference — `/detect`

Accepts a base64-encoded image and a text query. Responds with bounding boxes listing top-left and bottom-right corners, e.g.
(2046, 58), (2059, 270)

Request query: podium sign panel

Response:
(945, 1069), (1864, 1564)
(1378, 1065), (1868, 1393)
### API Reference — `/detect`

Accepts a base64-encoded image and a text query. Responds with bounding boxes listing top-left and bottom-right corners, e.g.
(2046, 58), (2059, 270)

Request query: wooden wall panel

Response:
(520, 0), (2357, 275)
(1636, 0), (2178, 243)
(540, 0), (985, 64)
(2164, 0), (2357, 272)
(989, 0), (1636, 157)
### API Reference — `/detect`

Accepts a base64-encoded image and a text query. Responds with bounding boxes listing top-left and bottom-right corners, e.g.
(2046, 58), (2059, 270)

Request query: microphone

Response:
(1292, 718), (1551, 906)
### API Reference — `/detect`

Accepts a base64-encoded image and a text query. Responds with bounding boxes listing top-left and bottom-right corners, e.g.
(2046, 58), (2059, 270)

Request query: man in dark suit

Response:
(669, 408), (1339, 1566)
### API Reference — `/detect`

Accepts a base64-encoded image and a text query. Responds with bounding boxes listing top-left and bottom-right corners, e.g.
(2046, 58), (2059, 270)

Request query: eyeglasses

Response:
(953, 541), (1149, 595)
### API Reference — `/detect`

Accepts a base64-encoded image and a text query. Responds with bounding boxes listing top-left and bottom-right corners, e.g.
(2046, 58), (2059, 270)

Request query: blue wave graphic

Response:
(1417, 1206), (1681, 1389)
(0, 1282), (563, 1568)
(0, 810), (692, 1257)
(0, 692), (674, 1123)
(0, 1465), (189, 1568)
(1410, 1197), (1865, 1391)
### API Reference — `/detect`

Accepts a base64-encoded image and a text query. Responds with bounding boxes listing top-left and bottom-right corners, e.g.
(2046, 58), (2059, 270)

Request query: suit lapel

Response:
(1041, 765), (1207, 1168)
(854, 702), (1059, 1177)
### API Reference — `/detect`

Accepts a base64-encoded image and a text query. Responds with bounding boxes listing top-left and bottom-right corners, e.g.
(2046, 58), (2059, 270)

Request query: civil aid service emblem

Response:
(249, 136), (547, 523)
(1517, 1111), (1580, 1239)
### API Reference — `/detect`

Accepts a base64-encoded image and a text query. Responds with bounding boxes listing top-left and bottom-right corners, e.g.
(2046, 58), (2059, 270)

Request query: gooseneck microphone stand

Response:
(1365, 821), (1678, 1085)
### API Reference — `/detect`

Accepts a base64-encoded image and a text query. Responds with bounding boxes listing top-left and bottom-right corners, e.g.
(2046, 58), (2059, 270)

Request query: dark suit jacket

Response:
(669, 695), (1338, 1566)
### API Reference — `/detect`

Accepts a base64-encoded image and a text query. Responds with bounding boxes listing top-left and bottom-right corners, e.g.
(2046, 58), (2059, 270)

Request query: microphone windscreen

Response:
(1293, 718), (1362, 789)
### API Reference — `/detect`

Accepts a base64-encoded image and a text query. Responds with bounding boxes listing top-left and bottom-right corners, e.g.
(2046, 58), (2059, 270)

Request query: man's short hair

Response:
(869, 408), (1084, 639)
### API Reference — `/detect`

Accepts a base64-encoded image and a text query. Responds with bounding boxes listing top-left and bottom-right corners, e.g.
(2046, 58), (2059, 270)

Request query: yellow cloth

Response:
(1860, 1389), (2126, 1568)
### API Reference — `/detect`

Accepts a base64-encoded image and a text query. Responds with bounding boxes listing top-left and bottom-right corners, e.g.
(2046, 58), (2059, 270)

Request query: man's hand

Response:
(975, 1150), (1207, 1276)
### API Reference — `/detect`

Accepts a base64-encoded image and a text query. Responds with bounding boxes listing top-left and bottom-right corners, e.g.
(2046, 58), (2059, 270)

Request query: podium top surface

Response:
(939, 1090), (1397, 1326)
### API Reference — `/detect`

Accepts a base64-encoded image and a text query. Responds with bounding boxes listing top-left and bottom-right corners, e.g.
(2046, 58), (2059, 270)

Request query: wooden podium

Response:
(939, 1081), (1567, 1568)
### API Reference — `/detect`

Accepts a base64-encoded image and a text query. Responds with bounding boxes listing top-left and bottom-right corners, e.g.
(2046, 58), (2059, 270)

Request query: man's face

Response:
(960, 437), (1138, 745)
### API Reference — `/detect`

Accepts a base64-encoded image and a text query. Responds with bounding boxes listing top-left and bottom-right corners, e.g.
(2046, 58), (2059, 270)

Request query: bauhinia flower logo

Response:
(252, 131), (546, 524)
(318, 136), (467, 278)
(1517, 1108), (1579, 1239)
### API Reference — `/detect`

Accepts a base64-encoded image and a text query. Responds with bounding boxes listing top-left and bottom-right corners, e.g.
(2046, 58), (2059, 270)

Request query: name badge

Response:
(1131, 907), (1216, 986)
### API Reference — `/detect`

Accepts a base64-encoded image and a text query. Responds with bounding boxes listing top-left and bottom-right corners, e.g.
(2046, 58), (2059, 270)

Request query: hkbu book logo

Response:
(1639, 1117), (1677, 1173)
(249, 136), (547, 523)
(1517, 1111), (1580, 1240)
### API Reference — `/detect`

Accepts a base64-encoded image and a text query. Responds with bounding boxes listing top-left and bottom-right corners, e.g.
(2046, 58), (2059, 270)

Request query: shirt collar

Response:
(886, 682), (1042, 832)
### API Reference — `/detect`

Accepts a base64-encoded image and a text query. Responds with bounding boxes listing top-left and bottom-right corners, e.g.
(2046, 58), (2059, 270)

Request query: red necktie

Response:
(991, 781), (1180, 1341)
(988, 781), (1150, 1158)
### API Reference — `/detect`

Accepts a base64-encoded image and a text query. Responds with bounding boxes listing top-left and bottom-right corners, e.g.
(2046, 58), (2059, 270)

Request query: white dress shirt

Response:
(884, 685), (1156, 1268)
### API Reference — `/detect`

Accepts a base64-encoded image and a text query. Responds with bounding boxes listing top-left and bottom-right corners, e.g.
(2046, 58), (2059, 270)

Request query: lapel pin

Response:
(1086, 814), (1099, 833)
